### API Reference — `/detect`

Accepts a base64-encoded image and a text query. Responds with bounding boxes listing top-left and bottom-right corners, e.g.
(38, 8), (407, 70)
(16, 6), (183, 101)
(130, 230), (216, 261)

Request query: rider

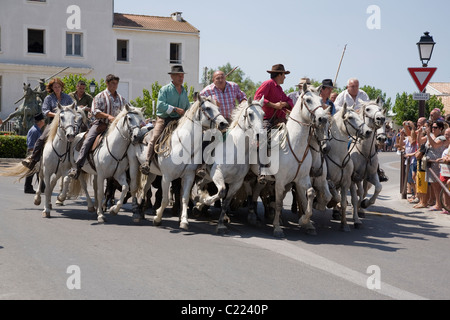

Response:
(68, 74), (127, 179)
(140, 65), (191, 175)
(22, 78), (74, 170)
(254, 64), (294, 184)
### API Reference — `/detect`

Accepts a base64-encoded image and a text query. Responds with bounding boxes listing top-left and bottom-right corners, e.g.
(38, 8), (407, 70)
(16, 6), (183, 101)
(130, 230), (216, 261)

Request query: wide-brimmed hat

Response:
(34, 113), (44, 122)
(267, 64), (290, 75)
(296, 78), (311, 87)
(321, 79), (336, 88)
(169, 65), (186, 75)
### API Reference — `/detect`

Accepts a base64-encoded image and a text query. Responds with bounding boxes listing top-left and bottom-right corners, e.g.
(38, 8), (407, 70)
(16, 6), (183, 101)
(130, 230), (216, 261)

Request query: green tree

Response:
(392, 92), (444, 125)
(61, 74), (106, 96)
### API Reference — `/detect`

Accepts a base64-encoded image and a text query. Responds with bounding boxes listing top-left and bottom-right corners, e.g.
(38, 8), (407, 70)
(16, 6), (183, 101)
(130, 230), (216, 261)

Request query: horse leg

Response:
(216, 180), (243, 234)
(340, 186), (350, 232)
(153, 176), (171, 227)
(42, 170), (55, 218)
(109, 174), (128, 216)
(96, 176), (107, 223)
(350, 181), (363, 228)
(297, 180), (317, 235)
(361, 174), (382, 210)
(79, 173), (95, 213)
(248, 181), (265, 224)
(272, 182), (286, 238)
(34, 171), (44, 206)
(179, 173), (196, 230)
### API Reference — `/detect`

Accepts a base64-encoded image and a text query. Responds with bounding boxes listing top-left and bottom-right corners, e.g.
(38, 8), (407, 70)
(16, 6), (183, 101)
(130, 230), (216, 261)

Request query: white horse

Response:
(350, 99), (386, 222)
(251, 84), (330, 238)
(326, 103), (372, 231)
(133, 96), (228, 230)
(70, 104), (145, 223)
(36, 103), (86, 218)
(196, 97), (265, 234)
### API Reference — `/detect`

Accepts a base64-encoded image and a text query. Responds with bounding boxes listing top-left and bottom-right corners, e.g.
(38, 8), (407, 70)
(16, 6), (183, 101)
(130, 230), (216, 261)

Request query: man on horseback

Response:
(334, 78), (369, 113)
(22, 78), (74, 170)
(140, 65), (191, 175)
(69, 74), (127, 179)
(254, 64), (294, 184)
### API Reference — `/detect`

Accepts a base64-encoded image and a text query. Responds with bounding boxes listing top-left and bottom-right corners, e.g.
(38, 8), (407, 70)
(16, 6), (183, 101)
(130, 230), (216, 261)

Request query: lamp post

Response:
(417, 32), (436, 118)
(89, 80), (96, 95)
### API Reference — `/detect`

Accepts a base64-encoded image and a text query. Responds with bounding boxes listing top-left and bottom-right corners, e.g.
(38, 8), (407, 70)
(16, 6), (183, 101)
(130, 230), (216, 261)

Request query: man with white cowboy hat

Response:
(140, 65), (191, 175)
(288, 77), (311, 106)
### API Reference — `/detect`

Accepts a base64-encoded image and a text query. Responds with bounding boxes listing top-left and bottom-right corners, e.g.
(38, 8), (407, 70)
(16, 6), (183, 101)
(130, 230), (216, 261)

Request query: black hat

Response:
(34, 113), (44, 121)
(321, 79), (336, 88)
(169, 65), (186, 74)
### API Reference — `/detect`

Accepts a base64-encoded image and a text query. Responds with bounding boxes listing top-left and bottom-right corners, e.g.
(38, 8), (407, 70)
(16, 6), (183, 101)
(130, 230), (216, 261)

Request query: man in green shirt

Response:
(140, 65), (191, 175)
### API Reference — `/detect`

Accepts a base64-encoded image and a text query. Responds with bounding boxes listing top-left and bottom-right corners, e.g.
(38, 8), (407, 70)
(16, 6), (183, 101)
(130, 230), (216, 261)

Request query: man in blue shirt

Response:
(24, 113), (45, 194)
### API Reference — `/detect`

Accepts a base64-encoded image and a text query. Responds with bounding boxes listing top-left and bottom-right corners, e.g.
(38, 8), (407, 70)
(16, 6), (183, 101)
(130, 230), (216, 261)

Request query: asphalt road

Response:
(1, 152), (449, 301)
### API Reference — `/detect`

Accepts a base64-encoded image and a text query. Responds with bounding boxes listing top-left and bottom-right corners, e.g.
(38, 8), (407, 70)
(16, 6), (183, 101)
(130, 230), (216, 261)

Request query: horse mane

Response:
(177, 96), (215, 128)
(106, 107), (129, 137)
(228, 100), (249, 129)
(46, 110), (62, 143)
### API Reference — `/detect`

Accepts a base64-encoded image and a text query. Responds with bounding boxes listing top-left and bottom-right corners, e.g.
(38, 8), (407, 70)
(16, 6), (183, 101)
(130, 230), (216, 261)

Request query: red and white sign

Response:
(408, 67), (437, 93)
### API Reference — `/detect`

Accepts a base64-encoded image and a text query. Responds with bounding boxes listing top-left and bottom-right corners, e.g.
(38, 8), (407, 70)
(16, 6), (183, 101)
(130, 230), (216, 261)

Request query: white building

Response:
(0, 0), (200, 119)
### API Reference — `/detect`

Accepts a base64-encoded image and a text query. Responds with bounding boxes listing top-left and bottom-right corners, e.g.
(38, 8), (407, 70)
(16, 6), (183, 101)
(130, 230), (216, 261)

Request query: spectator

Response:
(24, 113), (46, 194)
(319, 79), (337, 115)
(437, 128), (450, 214)
(430, 108), (444, 122)
(288, 78), (311, 106)
(425, 120), (449, 211)
(399, 121), (418, 203)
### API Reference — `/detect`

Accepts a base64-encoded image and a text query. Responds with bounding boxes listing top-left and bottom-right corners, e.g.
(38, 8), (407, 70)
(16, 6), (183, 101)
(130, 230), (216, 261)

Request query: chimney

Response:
(171, 12), (182, 22)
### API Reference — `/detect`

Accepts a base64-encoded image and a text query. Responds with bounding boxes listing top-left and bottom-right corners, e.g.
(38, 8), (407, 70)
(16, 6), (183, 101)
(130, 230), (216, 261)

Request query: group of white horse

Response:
(2, 84), (386, 238)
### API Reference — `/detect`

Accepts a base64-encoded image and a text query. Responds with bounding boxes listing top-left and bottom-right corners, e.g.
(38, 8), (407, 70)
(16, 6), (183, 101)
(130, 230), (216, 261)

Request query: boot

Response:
(196, 164), (207, 178)
(258, 175), (267, 185)
(140, 160), (151, 176)
(68, 164), (82, 180)
(24, 175), (36, 194)
(22, 157), (37, 170)
(378, 167), (389, 182)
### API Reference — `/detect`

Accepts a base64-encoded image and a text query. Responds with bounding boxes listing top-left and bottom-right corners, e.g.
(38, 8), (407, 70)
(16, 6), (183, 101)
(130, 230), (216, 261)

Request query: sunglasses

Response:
(432, 127), (441, 129)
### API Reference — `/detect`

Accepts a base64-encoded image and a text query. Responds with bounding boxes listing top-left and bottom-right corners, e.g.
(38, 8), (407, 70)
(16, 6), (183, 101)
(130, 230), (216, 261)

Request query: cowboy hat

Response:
(321, 79), (336, 88)
(169, 65), (186, 74)
(267, 64), (290, 74)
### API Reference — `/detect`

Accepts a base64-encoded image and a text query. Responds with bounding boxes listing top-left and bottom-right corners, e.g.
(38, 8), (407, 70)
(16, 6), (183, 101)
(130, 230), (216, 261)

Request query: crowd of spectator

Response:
(396, 108), (450, 215)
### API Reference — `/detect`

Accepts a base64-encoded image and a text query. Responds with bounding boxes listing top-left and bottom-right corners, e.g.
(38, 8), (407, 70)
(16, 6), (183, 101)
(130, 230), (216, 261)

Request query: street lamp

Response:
(416, 32), (436, 119)
(417, 31), (436, 67)
(89, 80), (96, 95)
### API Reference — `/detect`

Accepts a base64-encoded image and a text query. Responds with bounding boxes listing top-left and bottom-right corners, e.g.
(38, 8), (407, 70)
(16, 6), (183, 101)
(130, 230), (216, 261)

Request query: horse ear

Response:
(259, 96), (264, 106)
(197, 95), (203, 104)
(302, 83), (308, 93)
(247, 97), (253, 104)
(125, 104), (131, 112)
(57, 103), (63, 110)
(376, 96), (384, 107)
(342, 103), (348, 117)
(71, 102), (76, 110)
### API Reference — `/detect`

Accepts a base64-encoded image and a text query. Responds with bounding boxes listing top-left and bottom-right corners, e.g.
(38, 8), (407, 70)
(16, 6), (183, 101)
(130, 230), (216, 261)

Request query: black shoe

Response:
(140, 162), (151, 175)
(258, 175), (267, 185)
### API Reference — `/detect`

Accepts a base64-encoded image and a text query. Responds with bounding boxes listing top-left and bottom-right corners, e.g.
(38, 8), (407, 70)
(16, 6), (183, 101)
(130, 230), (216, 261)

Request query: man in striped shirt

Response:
(200, 70), (247, 122)
(69, 74), (127, 179)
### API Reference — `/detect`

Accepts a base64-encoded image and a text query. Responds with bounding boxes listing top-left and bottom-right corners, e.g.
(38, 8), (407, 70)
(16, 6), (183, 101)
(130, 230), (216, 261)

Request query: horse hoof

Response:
(55, 200), (64, 206)
(332, 210), (341, 220)
(109, 206), (118, 216)
(180, 222), (189, 230)
(34, 198), (41, 206)
(57, 195), (66, 203)
(132, 214), (141, 224)
(273, 229), (285, 238)
(97, 215), (106, 224)
(340, 224), (351, 232)
(88, 207), (95, 213)
(354, 222), (363, 230)
(153, 219), (162, 227)
(358, 211), (366, 218)
(361, 199), (370, 209)
(216, 225), (228, 235)
(42, 211), (50, 218)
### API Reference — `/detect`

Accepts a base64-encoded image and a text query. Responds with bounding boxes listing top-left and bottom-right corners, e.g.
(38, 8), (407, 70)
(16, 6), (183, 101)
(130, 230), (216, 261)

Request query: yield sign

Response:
(408, 67), (437, 93)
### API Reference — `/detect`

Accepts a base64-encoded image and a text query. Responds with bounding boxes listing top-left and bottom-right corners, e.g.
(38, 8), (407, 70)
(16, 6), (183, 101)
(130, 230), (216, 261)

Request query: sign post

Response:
(408, 67), (437, 118)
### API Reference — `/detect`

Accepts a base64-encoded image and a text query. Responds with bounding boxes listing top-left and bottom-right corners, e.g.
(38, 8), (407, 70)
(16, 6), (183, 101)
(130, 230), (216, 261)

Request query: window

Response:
(28, 29), (45, 54)
(170, 43), (182, 64)
(117, 40), (128, 62)
(66, 32), (83, 56)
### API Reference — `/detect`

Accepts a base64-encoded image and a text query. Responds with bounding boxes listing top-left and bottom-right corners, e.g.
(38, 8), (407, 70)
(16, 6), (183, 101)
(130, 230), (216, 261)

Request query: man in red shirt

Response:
(254, 64), (294, 129)
(254, 64), (294, 184)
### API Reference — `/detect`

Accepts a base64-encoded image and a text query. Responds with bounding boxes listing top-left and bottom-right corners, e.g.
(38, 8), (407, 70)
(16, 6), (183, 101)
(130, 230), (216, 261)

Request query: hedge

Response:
(0, 134), (27, 159)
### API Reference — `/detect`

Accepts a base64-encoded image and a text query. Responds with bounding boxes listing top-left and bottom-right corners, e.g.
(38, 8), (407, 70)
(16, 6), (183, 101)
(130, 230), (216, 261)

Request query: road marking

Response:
(233, 236), (428, 300)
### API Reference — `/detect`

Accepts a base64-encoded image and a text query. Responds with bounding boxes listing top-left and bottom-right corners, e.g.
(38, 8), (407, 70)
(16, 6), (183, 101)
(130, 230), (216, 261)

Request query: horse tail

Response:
(0, 162), (34, 181)
(136, 172), (147, 199)
(67, 172), (90, 198)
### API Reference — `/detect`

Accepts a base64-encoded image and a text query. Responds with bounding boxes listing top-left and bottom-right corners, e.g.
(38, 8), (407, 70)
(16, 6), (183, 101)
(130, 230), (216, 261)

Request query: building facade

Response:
(0, 0), (200, 119)
(427, 83), (450, 115)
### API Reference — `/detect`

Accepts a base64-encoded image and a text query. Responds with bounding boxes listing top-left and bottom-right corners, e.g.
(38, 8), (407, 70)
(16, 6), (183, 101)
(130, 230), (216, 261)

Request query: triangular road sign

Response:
(408, 67), (437, 93)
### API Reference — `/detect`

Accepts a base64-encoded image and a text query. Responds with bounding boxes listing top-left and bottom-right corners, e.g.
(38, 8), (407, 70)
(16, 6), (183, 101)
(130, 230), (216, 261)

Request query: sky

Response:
(114, 0), (450, 102)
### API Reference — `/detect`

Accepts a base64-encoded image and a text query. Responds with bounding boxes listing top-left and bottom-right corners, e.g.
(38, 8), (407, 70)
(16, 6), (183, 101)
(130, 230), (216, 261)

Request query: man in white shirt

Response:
(334, 78), (369, 113)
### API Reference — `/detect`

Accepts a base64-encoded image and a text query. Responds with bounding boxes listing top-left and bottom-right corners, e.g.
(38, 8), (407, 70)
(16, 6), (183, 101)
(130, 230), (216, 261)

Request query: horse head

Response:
(56, 102), (78, 142)
(339, 103), (372, 140)
(123, 104), (145, 145)
(363, 97), (386, 129)
(300, 85), (332, 154)
(197, 96), (229, 132)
